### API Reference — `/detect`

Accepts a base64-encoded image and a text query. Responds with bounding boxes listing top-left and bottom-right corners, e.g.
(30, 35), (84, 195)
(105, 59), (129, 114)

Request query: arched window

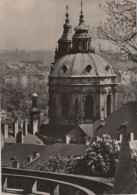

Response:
(85, 95), (94, 119)
(82, 42), (85, 50)
(49, 94), (53, 115)
(62, 94), (69, 119)
(76, 42), (79, 50)
(75, 98), (78, 115)
(107, 94), (111, 116)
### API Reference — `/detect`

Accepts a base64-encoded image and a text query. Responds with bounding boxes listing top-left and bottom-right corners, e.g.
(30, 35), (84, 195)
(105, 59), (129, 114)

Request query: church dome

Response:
(50, 53), (116, 78)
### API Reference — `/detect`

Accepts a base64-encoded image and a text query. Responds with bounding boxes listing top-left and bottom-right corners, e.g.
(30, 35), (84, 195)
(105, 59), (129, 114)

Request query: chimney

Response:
(23, 120), (28, 136)
(12, 160), (20, 168)
(32, 120), (38, 135)
(34, 152), (40, 158)
(13, 120), (18, 137)
(2, 123), (8, 139)
(27, 156), (33, 163)
(16, 131), (24, 144)
(66, 135), (71, 144)
(20, 120), (23, 129)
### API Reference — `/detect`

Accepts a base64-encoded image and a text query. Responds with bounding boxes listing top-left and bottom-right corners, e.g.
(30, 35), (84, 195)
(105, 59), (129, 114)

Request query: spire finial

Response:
(65, 5), (69, 24)
(34, 80), (36, 92)
(79, 0), (84, 24)
(81, 0), (83, 14)
(66, 4), (68, 14)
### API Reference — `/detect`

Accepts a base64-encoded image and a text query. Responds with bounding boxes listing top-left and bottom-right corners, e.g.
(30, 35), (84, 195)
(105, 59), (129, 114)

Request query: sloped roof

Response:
(96, 102), (137, 139)
(40, 124), (74, 137)
(2, 143), (89, 167)
(5, 133), (44, 145)
(67, 125), (87, 137)
(79, 124), (94, 137)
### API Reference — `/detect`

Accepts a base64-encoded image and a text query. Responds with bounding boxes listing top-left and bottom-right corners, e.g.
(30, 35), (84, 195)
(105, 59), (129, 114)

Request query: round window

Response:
(62, 64), (68, 73)
(105, 65), (110, 71)
(85, 65), (92, 73)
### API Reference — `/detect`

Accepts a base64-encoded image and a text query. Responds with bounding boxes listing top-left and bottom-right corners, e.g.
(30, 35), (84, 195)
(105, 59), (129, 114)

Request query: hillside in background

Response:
(0, 49), (136, 71)
(1, 50), (137, 122)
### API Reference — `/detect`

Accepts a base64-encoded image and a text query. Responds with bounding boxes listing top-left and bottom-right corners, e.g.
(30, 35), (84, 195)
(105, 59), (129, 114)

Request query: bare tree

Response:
(97, 0), (137, 62)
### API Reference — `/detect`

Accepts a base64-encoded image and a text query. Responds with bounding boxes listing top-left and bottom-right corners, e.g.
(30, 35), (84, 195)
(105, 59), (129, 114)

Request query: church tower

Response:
(30, 82), (39, 134)
(72, 1), (93, 53)
(54, 5), (72, 62)
(49, 2), (117, 127)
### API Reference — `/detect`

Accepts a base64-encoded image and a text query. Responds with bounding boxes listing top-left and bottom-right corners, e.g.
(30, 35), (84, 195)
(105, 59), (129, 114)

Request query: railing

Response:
(2, 167), (113, 195)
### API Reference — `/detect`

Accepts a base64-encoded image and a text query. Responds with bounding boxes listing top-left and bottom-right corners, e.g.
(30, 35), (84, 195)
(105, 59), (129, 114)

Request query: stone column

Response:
(74, 190), (80, 195)
(104, 94), (107, 118)
(82, 95), (86, 122)
(24, 179), (37, 193)
(50, 184), (60, 195)
(100, 92), (105, 119)
(93, 95), (96, 118)
(114, 89), (117, 111)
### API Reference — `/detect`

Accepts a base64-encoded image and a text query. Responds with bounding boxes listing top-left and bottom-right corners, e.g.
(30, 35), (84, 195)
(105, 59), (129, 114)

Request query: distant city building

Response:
(20, 75), (28, 87)
(1, 110), (7, 122)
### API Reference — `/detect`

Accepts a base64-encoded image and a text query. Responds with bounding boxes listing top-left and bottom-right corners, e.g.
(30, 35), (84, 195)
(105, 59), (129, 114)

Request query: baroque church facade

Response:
(48, 4), (117, 128)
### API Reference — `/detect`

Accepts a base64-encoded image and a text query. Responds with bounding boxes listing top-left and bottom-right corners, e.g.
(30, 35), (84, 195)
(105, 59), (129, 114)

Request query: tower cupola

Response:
(30, 82), (39, 134)
(72, 0), (93, 53)
(55, 6), (72, 61)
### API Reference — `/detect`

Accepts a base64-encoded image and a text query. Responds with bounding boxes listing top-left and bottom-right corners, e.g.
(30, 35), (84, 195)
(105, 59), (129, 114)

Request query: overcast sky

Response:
(0, 0), (107, 51)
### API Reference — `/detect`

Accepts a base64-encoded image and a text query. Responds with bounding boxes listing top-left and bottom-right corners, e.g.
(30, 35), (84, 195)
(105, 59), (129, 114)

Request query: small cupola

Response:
(55, 5), (72, 62)
(72, 0), (93, 53)
(31, 81), (38, 110)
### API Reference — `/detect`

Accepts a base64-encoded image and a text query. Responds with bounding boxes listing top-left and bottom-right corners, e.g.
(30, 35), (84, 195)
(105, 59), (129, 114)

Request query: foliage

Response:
(35, 155), (76, 173)
(1, 81), (48, 120)
(117, 84), (137, 109)
(72, 135), (119, 177)
(97, 0), (137, 62)
(34, 135), (137, 178)
(131, 147), (137, 174)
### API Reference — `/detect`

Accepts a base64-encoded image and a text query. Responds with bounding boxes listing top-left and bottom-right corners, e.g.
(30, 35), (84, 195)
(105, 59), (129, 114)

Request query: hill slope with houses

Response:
(1, 50), (137, 122)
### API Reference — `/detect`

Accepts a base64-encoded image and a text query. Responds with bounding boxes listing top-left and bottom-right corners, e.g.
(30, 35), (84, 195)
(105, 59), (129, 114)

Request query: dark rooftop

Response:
(96, 102), (137, 139)
(2, 143), (89, 167)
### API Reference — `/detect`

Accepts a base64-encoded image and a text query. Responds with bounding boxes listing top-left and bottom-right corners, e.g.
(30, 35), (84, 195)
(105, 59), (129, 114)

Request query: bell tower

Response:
(48, 2), (117, 128)
(55, 5), (72, 62)
(72, 0), (94, 53)
(30, 82), (39, 134)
